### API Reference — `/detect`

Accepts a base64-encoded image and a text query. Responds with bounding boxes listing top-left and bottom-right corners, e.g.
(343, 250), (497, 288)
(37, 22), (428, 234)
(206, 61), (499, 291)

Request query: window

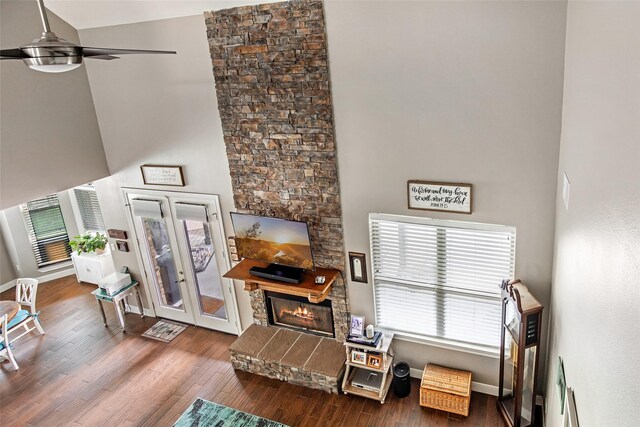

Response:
(370, 213), (515, 354)
(21, 195), (72, 267)
(73, 184), (105, 233)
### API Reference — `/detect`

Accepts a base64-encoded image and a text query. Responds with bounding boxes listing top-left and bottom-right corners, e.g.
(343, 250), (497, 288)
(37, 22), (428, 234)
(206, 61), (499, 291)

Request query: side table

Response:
(91, 281), (144, 331)
(342, 332), (395, 404)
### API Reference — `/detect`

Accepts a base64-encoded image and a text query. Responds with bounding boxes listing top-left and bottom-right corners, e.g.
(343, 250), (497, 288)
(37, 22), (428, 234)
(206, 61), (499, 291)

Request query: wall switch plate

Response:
(562, 172), (570, 210)
(110, 242), (117, 251)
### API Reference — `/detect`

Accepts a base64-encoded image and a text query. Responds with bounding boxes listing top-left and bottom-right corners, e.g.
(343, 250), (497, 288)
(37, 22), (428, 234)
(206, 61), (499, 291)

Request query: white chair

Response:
(7, 278), (45, 342)
(0, 314), (19, 370)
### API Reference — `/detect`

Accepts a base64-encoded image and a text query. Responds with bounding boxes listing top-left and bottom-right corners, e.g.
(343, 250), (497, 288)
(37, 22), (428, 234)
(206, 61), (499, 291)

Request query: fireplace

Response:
(265, 291), (335, 338)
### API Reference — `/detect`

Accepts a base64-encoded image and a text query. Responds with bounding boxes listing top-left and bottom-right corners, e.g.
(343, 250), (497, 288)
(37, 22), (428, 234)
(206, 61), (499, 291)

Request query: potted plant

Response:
(70, 232), (108, 255)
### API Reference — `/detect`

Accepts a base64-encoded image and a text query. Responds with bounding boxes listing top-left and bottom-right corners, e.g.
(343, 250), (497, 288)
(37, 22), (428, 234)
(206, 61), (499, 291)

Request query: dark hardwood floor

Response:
(0, 276), (503, 426)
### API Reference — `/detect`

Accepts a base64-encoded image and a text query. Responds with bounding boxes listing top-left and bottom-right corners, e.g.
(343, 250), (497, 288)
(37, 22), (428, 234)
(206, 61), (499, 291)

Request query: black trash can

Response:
(392, 362), (411, 398)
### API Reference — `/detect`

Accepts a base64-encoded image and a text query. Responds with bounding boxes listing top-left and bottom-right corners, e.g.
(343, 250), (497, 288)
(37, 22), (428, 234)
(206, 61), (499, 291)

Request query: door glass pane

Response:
(182, 220), (227, 320)
(141, 217), (183, 309)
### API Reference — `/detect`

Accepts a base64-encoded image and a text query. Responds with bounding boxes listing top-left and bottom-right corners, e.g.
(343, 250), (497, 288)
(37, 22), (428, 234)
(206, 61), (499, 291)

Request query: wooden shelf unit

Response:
(223, 259), (340, 303)
(341, 332), (395, 404)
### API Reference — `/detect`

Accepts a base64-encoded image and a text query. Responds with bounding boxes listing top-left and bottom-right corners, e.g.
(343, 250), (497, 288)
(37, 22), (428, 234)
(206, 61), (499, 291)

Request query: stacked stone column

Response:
(206, 0), (349, 341)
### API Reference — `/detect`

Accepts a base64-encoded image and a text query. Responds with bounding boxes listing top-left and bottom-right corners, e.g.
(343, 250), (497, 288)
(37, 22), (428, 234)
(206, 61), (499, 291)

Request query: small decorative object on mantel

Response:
(408, 180), (472, 214)
(348, 252), (368, 283)
(107, 229), (127, 240)
(350, 315), (365, 336)
(141, 164), (185, 187)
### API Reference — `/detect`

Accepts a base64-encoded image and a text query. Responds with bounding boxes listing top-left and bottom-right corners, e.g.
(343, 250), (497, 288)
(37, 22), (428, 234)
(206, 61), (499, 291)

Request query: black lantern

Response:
(497, 279), (543, 427)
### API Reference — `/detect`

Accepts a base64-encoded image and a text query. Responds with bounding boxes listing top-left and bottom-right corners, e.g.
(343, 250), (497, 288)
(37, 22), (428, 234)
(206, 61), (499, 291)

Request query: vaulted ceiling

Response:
(47, 0), (286, 30)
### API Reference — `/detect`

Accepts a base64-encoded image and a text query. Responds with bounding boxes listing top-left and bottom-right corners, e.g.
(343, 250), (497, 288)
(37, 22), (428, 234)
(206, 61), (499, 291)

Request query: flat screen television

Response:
(230, 213), (315, 283)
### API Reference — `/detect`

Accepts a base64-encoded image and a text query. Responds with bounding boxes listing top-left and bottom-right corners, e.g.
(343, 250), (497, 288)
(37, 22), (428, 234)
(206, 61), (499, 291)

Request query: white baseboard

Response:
(0, 268), (75, 293)
(127, 303), (155, 318)
(0, 280), (17, 293)
(409, 367), (499, 397)
(39, 267), (76, 283)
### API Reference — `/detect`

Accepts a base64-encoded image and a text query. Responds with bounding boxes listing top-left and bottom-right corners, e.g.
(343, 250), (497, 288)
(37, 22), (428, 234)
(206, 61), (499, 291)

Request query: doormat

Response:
(173, 398), (288, 427)
(142, 319), (188, 343)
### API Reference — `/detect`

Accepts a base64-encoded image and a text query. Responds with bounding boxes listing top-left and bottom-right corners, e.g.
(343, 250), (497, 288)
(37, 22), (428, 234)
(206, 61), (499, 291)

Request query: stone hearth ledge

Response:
(229, 324), (346, 394)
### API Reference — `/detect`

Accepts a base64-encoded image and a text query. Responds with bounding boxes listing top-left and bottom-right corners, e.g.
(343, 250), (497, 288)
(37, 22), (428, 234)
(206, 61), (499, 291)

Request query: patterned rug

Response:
(173, 398), (288, 427)
(142, 319), (188, 343)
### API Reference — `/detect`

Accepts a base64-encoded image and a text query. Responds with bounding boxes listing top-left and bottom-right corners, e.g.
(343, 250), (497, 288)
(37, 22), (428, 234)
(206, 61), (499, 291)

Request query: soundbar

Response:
(248, 264), (304, 284)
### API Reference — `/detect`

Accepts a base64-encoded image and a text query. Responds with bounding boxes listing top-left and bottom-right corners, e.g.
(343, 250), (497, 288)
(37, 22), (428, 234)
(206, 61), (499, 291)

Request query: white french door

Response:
(125, 190), (239, 335)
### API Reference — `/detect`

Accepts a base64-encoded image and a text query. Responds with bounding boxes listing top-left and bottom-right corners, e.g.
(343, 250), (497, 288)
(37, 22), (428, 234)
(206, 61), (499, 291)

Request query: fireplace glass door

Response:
(267, 292), (334, 337)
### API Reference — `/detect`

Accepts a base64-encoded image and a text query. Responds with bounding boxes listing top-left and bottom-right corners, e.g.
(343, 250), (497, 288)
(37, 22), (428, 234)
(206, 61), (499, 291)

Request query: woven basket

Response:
(420, 364), (472, 416)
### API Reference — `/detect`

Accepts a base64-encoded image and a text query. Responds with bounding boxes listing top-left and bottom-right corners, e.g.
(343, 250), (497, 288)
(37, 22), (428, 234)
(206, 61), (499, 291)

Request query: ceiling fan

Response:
(0, 0), (176, 73)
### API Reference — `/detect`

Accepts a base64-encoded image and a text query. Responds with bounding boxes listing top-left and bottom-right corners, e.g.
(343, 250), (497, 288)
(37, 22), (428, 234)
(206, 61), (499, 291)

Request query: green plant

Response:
(70, 232), (108, 254)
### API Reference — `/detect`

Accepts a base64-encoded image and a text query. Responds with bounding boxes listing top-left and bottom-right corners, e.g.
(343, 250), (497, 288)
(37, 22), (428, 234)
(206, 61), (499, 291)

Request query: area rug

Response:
(142, 319), (188, 343)
(173, 398), (288, 427)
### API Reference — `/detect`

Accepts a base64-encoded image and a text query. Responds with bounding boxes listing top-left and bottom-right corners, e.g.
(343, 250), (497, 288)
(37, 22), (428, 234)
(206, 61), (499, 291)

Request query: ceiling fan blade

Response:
(82, 47), (176, 57)
(86, 55), (120, 61)
(0, 48), (28, 59)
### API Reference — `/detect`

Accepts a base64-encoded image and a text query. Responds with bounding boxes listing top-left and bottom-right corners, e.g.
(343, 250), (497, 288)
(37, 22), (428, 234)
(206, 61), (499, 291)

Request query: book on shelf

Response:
(347, 331), (381, 347)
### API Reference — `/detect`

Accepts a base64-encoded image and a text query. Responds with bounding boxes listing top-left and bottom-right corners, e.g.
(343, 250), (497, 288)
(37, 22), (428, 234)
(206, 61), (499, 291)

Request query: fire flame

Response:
(280, 305), (315, 321)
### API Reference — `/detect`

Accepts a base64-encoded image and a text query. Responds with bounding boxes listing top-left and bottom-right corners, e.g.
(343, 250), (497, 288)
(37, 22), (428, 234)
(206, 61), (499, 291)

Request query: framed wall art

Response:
(407, 180), (472, 214)
(349, 252), (368, 283)
(107, 229), (127, 240)
(141, 164), (185, 187)
(116, 240), (129, 252)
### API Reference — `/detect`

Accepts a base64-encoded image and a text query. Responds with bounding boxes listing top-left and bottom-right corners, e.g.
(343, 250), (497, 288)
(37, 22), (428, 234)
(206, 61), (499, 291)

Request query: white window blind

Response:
(370, 213), (515, 352)
(21, 195), (71, 267)
(73, 185), (106, 233)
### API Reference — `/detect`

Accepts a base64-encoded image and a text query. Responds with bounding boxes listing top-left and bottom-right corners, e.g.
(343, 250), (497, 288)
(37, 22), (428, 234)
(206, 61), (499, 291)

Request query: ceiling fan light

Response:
(22, 53), (83, 73)
(28, 63), (83, 73)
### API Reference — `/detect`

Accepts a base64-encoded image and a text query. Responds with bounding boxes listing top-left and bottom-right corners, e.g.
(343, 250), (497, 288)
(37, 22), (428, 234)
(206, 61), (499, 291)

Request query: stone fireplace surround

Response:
(206, 0), (349, 393)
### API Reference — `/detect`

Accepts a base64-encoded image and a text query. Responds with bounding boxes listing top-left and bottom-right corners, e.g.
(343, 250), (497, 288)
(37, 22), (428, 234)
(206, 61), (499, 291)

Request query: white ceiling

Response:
(46, 0), (286, 30)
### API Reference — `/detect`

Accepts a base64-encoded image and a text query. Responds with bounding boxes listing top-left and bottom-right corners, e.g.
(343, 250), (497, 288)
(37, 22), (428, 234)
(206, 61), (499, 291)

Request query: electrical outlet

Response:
(110, 242), (116, 251)
(562, 172), (570, 210)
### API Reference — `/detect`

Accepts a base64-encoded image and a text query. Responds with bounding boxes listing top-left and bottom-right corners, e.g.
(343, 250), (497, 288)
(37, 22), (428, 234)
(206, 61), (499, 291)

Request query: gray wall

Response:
(325, 1), (567, 387)
(0, 1), (110, 210)
(77, 16), (251, 327)
(0, 232), (17, 284)
(544, 2), (640, 425)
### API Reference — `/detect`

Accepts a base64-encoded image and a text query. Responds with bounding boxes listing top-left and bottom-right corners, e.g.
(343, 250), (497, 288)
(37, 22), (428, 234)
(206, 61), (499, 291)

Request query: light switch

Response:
(563, 172), (570, 210)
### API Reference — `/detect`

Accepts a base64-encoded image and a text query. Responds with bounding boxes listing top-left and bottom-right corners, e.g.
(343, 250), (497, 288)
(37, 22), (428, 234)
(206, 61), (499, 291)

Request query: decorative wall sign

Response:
(116, 240), (129, 252)
(141, 165), (185, 187)
(107, 229), (127, 240)
(408, 180), (472, 214)
(349, 252), (368, 283)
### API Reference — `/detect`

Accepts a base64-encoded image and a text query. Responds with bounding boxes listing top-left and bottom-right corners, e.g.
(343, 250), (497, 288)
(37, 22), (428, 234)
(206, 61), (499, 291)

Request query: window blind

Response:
(21, 195), (71, 267)
(370, 214), (515, 352)
(73, 186), (106, 232)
